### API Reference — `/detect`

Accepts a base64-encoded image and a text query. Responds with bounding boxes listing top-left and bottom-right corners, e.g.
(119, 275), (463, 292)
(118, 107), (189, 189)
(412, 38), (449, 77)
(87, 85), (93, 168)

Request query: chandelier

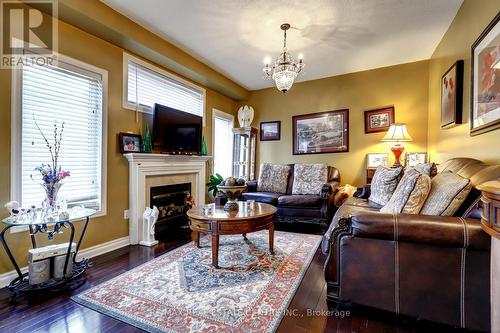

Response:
(263, 23), (305, 93)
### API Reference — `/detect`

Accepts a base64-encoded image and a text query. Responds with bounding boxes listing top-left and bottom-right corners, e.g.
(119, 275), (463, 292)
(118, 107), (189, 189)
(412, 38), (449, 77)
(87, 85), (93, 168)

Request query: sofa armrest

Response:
(246, 180), (258, 192)
(320, 181), (340, 199)
(350, 211), (490, 250)
(354, 184), (371, 199)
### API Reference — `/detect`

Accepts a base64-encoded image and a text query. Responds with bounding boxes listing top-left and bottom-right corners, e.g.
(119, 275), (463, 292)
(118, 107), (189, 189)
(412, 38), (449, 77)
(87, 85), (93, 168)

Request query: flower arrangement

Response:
(30, 119), (70, 210)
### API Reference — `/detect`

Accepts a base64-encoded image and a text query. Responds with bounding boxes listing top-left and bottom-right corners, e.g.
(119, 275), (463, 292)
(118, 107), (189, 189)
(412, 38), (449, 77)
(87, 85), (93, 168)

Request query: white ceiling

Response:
(101, 0), (463, 91)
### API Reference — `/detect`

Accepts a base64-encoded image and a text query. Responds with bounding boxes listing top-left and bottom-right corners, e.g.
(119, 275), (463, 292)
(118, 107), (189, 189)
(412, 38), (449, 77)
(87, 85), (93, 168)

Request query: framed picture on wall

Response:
(405, 152), (427, 167)
(292, 109), (349, 155)
(260, 121), (281, 141)
(364, 106), (394, 133)
(366, 153), (389, 168)
(471, 12), (500, 136)
(119, 133), (142, 153)
(441, 60), (464, 127)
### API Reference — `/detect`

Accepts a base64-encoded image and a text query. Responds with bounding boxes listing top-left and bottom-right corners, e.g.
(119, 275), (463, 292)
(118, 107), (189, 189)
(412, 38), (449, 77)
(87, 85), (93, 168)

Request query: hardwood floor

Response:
(0, 230), (469, 333)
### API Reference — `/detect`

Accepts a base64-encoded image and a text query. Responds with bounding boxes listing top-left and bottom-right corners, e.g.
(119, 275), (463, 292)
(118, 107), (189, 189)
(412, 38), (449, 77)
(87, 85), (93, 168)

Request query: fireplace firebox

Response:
(150, 183), (194, 239)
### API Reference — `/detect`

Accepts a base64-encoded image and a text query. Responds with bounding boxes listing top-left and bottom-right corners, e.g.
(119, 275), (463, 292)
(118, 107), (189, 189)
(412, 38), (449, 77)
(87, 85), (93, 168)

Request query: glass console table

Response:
(0, 207), (96, 294)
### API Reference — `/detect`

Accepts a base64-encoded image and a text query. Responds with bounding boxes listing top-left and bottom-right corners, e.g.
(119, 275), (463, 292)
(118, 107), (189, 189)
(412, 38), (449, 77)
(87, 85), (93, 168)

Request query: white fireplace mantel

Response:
(124, 153), (211, 245)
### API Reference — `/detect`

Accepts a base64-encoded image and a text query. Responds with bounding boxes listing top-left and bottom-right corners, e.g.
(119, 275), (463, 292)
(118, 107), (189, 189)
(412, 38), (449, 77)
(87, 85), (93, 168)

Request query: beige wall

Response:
(245, 61), (430, 185)
(427, 0), (500, 164)
(0, 17), (238, 273)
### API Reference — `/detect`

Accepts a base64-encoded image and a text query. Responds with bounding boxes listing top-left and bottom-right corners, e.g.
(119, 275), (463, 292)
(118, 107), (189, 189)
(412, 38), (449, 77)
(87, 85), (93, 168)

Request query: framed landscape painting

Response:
(471, 12), (500, 135)
(292, 109), (349, 155)
(260, 121), (280, 141)
(441, 60), (463, 127)
(364, 106), (394, 133)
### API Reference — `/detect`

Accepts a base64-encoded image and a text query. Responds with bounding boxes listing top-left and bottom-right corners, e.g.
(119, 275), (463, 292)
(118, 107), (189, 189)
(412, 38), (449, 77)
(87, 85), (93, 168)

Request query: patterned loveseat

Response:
(241, 163), (340, 226)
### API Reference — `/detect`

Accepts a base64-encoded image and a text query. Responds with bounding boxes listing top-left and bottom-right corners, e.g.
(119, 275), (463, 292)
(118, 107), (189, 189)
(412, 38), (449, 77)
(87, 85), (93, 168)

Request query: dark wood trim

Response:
(470, 11), (500, 136)
(364, 106), (394, 133)
(441, 60), (463, 128)
(260, 121), (281, 141)
(292, 109), (349, 155)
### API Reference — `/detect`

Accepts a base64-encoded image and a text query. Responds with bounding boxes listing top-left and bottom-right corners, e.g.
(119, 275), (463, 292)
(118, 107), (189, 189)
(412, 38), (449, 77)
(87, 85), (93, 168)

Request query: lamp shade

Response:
(381, 123), (413, 142)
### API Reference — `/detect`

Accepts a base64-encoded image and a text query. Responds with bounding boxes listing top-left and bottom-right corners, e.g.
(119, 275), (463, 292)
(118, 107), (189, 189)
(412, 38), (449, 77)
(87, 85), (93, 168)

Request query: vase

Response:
(216, 185), (247, 211)
(42, 182), (61, 213)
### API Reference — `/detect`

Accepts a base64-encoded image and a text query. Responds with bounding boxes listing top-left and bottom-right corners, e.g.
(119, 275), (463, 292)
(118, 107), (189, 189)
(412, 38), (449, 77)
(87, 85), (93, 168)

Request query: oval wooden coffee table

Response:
(187, 202), (277, 268)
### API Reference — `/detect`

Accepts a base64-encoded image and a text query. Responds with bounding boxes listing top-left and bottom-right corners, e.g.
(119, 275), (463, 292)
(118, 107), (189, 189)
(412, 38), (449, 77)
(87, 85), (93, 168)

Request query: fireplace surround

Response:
(124, 153), (211, 246)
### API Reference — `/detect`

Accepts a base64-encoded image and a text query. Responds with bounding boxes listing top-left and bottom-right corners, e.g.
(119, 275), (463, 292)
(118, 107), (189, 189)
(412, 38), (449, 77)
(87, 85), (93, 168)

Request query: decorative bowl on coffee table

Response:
(216, 185), (247, 211)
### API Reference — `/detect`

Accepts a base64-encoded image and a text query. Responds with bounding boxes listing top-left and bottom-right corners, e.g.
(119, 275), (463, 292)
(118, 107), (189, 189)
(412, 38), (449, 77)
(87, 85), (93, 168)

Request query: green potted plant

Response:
(207, 173), (227, 205)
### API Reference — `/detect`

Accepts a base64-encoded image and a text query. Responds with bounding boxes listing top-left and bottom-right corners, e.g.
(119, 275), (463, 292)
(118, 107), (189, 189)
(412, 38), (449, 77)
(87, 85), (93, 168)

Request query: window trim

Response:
(122, 52), (206, 125)
(11, 52), (108, 231)
(211, 109), (234, 176)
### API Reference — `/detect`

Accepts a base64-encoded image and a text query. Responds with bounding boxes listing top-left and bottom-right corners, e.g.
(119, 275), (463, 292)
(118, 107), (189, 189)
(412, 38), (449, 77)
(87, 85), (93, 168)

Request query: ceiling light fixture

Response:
(263, 23), (305, 93)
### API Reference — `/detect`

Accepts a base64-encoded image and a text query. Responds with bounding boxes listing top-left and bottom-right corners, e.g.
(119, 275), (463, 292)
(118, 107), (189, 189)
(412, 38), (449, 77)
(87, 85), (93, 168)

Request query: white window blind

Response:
(126, 58), (204, 117)
(20, 61), (104, 210)
(213, 111), (233, 177)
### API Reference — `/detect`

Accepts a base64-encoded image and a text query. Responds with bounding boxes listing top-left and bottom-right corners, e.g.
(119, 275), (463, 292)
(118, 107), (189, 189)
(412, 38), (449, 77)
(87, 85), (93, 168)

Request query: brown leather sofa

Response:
(241, 164), (340, 226)
(322, 158), (499, 331)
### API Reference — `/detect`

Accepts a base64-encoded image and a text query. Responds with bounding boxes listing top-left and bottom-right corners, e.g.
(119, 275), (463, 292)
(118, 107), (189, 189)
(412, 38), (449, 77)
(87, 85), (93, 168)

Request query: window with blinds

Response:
(19, 60), (105, 211)
(213, 110), (234, 178)
(124, 54), (205, 117)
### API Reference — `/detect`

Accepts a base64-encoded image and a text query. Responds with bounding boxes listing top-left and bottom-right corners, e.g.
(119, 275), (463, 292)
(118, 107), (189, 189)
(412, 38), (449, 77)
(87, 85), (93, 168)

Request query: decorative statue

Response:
(141, 206), (159, 247)
(4, 201), (20, 217)
(237, 105), (254, 127)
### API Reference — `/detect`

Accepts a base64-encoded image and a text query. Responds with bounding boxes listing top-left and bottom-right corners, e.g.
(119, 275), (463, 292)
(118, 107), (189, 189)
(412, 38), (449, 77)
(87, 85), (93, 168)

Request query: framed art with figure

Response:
(119, 133), (142, 153)
(441, 60), (463, 127)
(364, 106), (394, 133)
(471, 12), (500, 135)
(292, 109), (349, 155)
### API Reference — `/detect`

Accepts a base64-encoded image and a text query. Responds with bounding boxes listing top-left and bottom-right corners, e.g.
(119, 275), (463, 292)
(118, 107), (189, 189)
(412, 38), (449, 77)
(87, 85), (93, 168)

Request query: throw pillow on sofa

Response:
(292, 163), (328, 195)
(380, 168), (431, 214)
(368, 165), (404, 208)
(420, 171), (472, 216)
(411, 163), (437, 177)
(257, 163), (291, 193)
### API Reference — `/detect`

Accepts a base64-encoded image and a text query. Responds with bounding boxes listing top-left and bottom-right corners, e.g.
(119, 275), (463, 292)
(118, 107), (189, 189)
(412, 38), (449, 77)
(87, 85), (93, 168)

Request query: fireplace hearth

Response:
(150, 183), (194, 239)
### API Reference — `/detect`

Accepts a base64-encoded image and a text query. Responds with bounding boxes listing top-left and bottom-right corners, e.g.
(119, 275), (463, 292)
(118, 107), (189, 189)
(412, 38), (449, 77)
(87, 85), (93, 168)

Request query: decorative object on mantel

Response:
(381, 123), (412, 166)
(201, 136), (208, 156)
(31, 120), (71, 214)
(216, 177), (247, 211)
(237, 105), (254, 127)
(141, 206), (159, 247)
(141, 125), (152, 153)
(293, 109), (349, 155)
(471, 12), (500, 136)
(119, 132), (142, 153)
(441, 60), (464, 127)
(364, 106), (395, 133)
(263, 23), (305, 93)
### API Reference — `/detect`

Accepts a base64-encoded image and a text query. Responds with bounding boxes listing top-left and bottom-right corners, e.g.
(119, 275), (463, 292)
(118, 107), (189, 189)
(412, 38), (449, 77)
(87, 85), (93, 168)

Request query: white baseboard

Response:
(0, 236), (130, 288)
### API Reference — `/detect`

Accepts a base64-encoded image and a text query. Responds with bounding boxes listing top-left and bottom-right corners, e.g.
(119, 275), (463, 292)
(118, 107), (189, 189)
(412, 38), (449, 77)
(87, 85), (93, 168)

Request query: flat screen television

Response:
(153, 104), (202, 155)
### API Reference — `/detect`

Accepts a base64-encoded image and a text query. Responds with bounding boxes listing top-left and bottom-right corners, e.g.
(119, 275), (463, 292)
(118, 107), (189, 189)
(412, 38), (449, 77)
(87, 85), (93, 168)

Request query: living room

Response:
(0, 0), (499, 332)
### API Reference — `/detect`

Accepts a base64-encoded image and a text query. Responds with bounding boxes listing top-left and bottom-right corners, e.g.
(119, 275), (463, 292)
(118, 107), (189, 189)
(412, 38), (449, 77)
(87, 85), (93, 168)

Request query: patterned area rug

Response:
(73, 230), (320, 333)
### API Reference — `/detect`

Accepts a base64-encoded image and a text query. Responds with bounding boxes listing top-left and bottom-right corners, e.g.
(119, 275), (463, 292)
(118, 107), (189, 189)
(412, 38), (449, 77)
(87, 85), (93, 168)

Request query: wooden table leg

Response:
(269, 224), (275, 255)
(193, 231), (200, 248)
(212, 234), (219, 268)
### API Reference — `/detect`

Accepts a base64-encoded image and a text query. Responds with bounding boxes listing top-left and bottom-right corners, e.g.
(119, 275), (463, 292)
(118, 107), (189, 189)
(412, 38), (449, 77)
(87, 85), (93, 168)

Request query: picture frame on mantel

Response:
(364, 106), (394, 133)
(441, 60), (464, 128)
(471, 12), (500, 136)
(292, 109), (349, 155)
(119, 132), (142, 153)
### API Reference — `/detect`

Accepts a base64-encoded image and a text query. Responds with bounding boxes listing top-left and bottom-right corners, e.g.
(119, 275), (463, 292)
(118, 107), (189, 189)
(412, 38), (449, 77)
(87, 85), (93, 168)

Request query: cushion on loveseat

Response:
(368, 165), (404, 207)
(292, 163), (328, 195)
(277, 194), (322, 207)
(257, 163), (290, 193)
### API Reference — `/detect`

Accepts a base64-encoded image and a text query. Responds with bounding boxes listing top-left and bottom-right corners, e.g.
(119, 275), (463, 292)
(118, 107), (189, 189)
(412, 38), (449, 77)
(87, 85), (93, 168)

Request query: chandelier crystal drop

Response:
(263, 23), (305, 93)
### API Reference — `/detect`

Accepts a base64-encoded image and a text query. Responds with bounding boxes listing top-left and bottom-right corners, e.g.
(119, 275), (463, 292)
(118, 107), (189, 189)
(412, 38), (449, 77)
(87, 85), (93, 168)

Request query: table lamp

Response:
(381, 123), (412, 166)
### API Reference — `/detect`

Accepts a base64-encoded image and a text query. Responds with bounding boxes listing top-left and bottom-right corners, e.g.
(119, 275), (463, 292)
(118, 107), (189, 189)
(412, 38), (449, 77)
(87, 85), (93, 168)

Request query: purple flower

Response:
(58, 170), (71, 180)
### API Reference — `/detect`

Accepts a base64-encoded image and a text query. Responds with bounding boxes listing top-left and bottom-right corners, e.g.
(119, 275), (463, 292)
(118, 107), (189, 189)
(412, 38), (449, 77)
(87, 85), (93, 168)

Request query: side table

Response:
(0, 207), (96, 294)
